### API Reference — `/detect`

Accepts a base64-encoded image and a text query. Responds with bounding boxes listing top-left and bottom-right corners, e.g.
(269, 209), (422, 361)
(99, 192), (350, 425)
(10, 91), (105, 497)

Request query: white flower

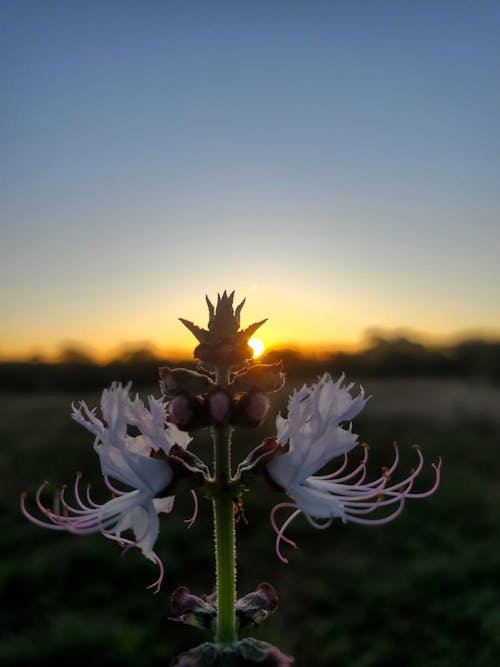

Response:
(22, 382), (193, 592)
(266, 374), (441, 562)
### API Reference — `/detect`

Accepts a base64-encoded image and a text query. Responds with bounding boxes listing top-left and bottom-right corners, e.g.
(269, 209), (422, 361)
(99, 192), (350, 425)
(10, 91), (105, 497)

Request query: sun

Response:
(248, 337), (265, 358)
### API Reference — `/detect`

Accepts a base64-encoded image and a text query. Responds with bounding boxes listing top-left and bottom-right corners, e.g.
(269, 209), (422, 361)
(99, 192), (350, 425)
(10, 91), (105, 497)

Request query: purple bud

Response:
(236, 582), (278, 628)
(169, 586), (216, 630)
(246, 392), (270, 422)
(207, 388), (233, 426)
(233, 391), (270, 427)
(168, 394), (207, 431)
(168, 394), (193, 428)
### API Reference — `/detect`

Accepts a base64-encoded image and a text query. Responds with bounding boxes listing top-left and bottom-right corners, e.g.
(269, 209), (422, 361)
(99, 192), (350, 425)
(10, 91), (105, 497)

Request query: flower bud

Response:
(207, 388), (233, 426)
(169, 586), (216, 630)
(235, 582), (278, 628)
(168, 393), (207, 431)
(232, 390), (270, 427)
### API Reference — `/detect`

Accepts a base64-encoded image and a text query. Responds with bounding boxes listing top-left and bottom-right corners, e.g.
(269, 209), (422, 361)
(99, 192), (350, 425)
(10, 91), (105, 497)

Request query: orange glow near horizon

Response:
(2, 286), (500, 363)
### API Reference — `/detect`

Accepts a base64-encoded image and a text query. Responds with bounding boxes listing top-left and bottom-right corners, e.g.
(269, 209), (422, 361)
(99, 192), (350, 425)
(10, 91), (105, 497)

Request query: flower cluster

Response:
(22, 289), (441, 663)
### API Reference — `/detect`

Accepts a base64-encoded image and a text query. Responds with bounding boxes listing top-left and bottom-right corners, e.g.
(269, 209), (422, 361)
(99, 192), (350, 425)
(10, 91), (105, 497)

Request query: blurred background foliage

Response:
(2, 334), (500, 392)
(1, 345), (499, 666)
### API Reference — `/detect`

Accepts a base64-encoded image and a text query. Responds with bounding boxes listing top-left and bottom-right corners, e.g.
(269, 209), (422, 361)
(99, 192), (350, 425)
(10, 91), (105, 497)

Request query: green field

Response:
(1, 379), (499, 666)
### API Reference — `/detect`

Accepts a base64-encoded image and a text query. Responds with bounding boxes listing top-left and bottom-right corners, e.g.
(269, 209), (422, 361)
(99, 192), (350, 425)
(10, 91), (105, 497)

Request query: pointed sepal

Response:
(234, 437), (289, 485)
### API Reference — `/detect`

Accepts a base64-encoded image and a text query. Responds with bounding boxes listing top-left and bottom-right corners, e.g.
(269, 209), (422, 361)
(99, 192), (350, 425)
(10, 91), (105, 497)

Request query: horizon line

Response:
(2, 328), (500, 364)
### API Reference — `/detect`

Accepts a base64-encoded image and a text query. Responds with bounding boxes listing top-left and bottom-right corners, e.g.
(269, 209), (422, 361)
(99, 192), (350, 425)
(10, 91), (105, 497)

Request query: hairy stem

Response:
(212, 367), (236, 643)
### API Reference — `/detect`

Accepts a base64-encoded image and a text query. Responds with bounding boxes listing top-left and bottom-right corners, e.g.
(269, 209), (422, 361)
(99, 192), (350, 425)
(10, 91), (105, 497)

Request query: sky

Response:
(1, 0), (499, 361)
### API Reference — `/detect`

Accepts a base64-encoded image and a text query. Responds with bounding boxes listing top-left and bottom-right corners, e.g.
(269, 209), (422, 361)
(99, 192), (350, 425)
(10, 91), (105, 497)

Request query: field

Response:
(1, 376), (499, 666)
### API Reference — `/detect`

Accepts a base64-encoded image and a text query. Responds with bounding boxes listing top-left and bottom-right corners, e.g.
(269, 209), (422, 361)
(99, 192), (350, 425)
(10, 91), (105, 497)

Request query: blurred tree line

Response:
(1, 336), (499, 393)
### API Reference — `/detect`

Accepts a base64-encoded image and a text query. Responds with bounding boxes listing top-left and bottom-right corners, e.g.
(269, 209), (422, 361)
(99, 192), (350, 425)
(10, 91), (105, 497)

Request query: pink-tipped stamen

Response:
(268, 437), (441, 556)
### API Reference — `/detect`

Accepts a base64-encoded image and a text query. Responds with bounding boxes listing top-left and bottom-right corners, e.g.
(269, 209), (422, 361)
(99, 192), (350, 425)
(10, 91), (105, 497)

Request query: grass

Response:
(1, 379), (499, 666)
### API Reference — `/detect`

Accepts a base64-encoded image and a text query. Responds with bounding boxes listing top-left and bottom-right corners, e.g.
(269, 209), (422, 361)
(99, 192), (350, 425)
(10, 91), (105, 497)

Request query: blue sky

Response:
(1, 1), (499, 359)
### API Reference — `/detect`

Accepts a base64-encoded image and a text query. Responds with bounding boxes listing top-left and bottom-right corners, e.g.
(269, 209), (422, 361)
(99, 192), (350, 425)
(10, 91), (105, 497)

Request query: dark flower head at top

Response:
(179, 291), (267, 371)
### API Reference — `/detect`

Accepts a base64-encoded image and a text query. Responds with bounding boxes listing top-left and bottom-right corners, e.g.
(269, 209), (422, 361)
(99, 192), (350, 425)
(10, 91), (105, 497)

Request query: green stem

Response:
(212, 365), (237, 643)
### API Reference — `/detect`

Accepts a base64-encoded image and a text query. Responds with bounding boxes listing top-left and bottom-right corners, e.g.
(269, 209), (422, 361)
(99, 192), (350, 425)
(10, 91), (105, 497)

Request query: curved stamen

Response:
(103, 531), (165, 593)
(275, 508), (301, 564)
(20, 492), (65, 531)
(59, 485), (91, 515)
(343, 475), (416, 517)
(342, 495), (385, 515)
(330, 461), (367, 485)
(361, 443), (401, 489)
(304, 514), (333, 530)
(270, 502), (298, 549)
(104, 475), (128, 496)
(73, 473), (91, 510)
(185, 490), (198, 528)
(146, 552), (165, 594)
(370, 448), (431, 498)
(34, 482), (53, 518)
(385, 442), (400, 476)
(85, 484), (101, 508)
(314, 452), (349, 480)
(346, 497), (406, 525)
(325, 477), (388, 501)
(319, 445), (369, 483)
(398, 458), (442, 499)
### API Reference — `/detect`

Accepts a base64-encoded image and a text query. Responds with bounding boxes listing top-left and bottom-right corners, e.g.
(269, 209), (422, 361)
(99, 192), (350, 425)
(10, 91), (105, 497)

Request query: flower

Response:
(22, 382), (192, 592)
(266, 373), (441, 562)
(179, 291), (267, 370)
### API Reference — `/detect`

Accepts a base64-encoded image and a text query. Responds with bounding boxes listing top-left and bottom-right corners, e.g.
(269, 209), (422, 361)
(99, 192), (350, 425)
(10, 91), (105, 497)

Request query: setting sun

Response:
(248, 337), (265, 358)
